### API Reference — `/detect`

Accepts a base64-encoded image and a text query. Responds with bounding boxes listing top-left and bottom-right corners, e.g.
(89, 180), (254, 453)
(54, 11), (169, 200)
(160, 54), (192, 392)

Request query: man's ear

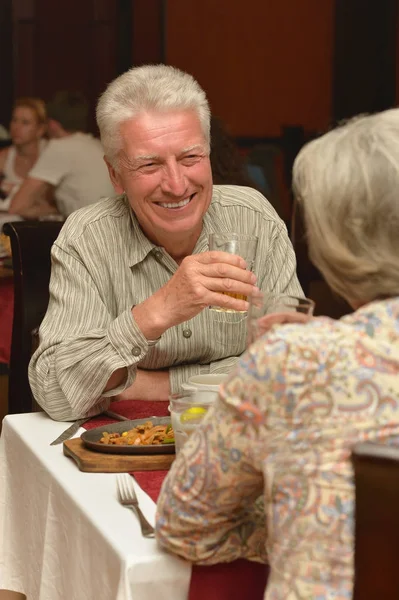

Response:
(104, 157), (124, 194)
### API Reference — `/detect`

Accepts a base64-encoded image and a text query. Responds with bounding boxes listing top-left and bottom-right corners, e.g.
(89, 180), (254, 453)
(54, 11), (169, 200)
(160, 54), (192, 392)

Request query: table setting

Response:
(0, 393), (269, 600)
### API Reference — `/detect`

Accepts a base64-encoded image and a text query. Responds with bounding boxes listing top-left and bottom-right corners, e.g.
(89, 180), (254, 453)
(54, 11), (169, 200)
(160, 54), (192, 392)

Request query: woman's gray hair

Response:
(96, 64), (211, 168)
(293, 109), (399, 305)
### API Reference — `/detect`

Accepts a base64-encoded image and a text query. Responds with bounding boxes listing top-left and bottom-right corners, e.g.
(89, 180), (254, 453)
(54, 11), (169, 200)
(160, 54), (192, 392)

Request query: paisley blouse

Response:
(156, 297), (399, 599)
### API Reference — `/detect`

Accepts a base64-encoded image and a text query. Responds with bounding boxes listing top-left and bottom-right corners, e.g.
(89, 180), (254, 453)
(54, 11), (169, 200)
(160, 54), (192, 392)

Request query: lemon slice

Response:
(180, 406), (207, 424)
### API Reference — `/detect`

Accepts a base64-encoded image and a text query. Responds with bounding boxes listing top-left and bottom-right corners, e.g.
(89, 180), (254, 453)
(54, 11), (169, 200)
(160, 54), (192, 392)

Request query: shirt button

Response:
(182, 328), (192, 339)
(154, 250), (163, 260)
(132, 347), (141, 356)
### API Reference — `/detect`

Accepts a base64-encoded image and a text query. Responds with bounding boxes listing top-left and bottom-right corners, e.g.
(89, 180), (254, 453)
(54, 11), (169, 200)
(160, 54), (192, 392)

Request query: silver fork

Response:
(116, 473), (155, 538)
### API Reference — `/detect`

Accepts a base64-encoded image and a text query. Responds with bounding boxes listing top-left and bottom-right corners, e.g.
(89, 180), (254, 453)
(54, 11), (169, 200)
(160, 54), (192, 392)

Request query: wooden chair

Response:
(352, 442), (399, 599)
(3, 220), (64, 413)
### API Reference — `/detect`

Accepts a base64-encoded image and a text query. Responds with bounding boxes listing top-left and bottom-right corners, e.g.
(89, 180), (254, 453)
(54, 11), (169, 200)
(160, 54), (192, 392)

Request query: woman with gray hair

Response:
(156, 109), (399, 599)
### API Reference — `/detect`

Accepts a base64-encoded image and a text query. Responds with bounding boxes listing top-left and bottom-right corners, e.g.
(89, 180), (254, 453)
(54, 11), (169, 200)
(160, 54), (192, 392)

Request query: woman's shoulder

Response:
(244, 315), (359, 377)
(267, 314), (350, 345)
(245, 305), (397, 385)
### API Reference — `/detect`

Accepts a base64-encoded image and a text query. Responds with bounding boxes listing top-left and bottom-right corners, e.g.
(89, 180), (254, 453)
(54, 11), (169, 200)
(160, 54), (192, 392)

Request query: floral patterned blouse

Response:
(156, 297), (399, 599)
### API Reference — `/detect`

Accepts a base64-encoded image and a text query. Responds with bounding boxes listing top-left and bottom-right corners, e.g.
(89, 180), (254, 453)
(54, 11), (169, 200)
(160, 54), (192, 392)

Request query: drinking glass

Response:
(247, 292), (315, 346)
(209, 232), (258, 312)
(169, 390), (214, 453)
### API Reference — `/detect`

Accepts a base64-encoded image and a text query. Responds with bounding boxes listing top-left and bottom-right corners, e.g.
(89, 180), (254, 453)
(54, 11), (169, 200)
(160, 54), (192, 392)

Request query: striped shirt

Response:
(29, 185), (302, 421)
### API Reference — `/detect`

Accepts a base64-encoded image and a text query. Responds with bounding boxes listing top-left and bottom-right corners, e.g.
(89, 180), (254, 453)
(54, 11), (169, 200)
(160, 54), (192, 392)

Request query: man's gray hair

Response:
(96, 64), (211, 168)
(293, 108), (399, 305)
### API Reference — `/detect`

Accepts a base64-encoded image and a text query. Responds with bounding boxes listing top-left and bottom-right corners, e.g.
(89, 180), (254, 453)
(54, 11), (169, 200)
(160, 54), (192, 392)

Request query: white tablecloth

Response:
(0, 413), (191, 600)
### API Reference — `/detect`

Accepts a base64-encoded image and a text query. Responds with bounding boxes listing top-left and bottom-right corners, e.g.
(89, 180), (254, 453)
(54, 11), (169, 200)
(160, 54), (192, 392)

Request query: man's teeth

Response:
(159, 197), (191, 209)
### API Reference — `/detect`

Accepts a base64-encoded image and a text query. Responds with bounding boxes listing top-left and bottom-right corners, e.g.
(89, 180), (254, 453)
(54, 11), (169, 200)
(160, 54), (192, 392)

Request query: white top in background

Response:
(29, 133), (115, 216)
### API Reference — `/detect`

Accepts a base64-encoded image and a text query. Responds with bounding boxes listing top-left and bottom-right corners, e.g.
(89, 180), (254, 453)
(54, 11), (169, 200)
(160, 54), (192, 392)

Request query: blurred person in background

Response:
(0, 97), (53, 217)
(156, 109), (399, 599)
(9, 91), (114, 219)
(0, 124), (10, 140)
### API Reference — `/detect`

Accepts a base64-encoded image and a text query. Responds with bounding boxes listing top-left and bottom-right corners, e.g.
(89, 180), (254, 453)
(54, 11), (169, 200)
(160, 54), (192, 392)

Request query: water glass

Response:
(209, 232), (258, 312)
(247, 292), (315, 346)
(169, 390), (214, 453)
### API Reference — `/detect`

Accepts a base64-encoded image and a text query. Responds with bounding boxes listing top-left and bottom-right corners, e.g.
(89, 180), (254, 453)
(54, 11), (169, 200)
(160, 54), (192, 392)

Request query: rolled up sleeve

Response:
(29, 243), (155, 421)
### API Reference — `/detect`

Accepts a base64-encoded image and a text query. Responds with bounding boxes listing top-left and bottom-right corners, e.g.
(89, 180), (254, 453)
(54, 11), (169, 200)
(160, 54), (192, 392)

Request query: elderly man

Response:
(29, 65), (302, 421)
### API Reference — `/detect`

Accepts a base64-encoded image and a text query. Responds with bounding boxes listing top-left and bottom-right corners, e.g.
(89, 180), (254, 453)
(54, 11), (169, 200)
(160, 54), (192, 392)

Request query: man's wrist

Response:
(131, 299), (169, 340)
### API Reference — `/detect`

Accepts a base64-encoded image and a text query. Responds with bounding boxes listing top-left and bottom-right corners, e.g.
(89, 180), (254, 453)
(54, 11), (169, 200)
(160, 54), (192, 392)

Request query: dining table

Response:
(0, 399), (269, 600)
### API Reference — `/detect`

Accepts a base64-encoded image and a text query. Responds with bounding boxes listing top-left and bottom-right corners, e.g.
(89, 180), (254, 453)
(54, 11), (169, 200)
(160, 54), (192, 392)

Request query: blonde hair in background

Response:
(96, 64), (211, 168)
(292, 109), (399, 306)
(13, 97), (47, 125)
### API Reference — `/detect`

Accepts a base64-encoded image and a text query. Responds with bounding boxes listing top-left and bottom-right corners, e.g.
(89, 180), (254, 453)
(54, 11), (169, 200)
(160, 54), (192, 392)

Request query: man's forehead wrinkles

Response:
(120, 142), (207, 168)
(135, 154), (159, 162)
(181, 144), (206, 153)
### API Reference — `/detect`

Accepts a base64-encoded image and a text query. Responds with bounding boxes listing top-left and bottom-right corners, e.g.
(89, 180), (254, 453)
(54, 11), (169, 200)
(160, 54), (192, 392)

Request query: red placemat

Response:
(189, 561), (268, 600)
(133, 470), (168, 502)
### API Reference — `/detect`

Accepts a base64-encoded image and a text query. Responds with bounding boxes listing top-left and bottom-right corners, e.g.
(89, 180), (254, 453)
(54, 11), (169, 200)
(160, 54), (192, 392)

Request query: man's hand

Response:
(132, 251), (258, 340)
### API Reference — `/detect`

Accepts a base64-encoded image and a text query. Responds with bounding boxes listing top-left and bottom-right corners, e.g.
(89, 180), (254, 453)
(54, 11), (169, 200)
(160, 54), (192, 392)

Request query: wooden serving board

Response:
(63, 438), (175, 472)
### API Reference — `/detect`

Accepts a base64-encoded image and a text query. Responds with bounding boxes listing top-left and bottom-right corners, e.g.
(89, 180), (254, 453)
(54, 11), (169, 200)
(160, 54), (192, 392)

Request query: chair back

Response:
(3, 220), (63, 413)
(352, 442), (399, 600)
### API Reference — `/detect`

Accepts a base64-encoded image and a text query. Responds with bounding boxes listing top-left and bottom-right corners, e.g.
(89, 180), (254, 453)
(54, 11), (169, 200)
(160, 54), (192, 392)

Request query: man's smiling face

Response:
(106, 109), (212, 249)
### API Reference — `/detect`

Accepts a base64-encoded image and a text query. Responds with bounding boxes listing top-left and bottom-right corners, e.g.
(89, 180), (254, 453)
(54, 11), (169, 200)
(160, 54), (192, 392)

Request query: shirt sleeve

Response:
(156, 393), (268, 565)
(29, 141), (69, 186)
(28, 242), (156, 421)
(262, 221), (303, 298)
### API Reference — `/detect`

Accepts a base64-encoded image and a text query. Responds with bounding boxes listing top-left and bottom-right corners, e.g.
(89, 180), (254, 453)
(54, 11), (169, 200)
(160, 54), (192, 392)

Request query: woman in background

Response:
(156, 109), (399, 599)
(0, 97), (48, 209)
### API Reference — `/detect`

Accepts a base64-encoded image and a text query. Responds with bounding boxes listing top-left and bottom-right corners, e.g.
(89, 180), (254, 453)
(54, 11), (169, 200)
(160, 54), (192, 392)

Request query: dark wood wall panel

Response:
(0, 0), (14, 127)
(13, 21), (35, 96)
(11, 0), (118, 134)
(395, 0), (399, 104)
(93, 0), (113, 22)
(131, 0), (164, 66)
(334, 0), (398, 121)
(12, 0), (34, 19)
(91, 21), (118, 96)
